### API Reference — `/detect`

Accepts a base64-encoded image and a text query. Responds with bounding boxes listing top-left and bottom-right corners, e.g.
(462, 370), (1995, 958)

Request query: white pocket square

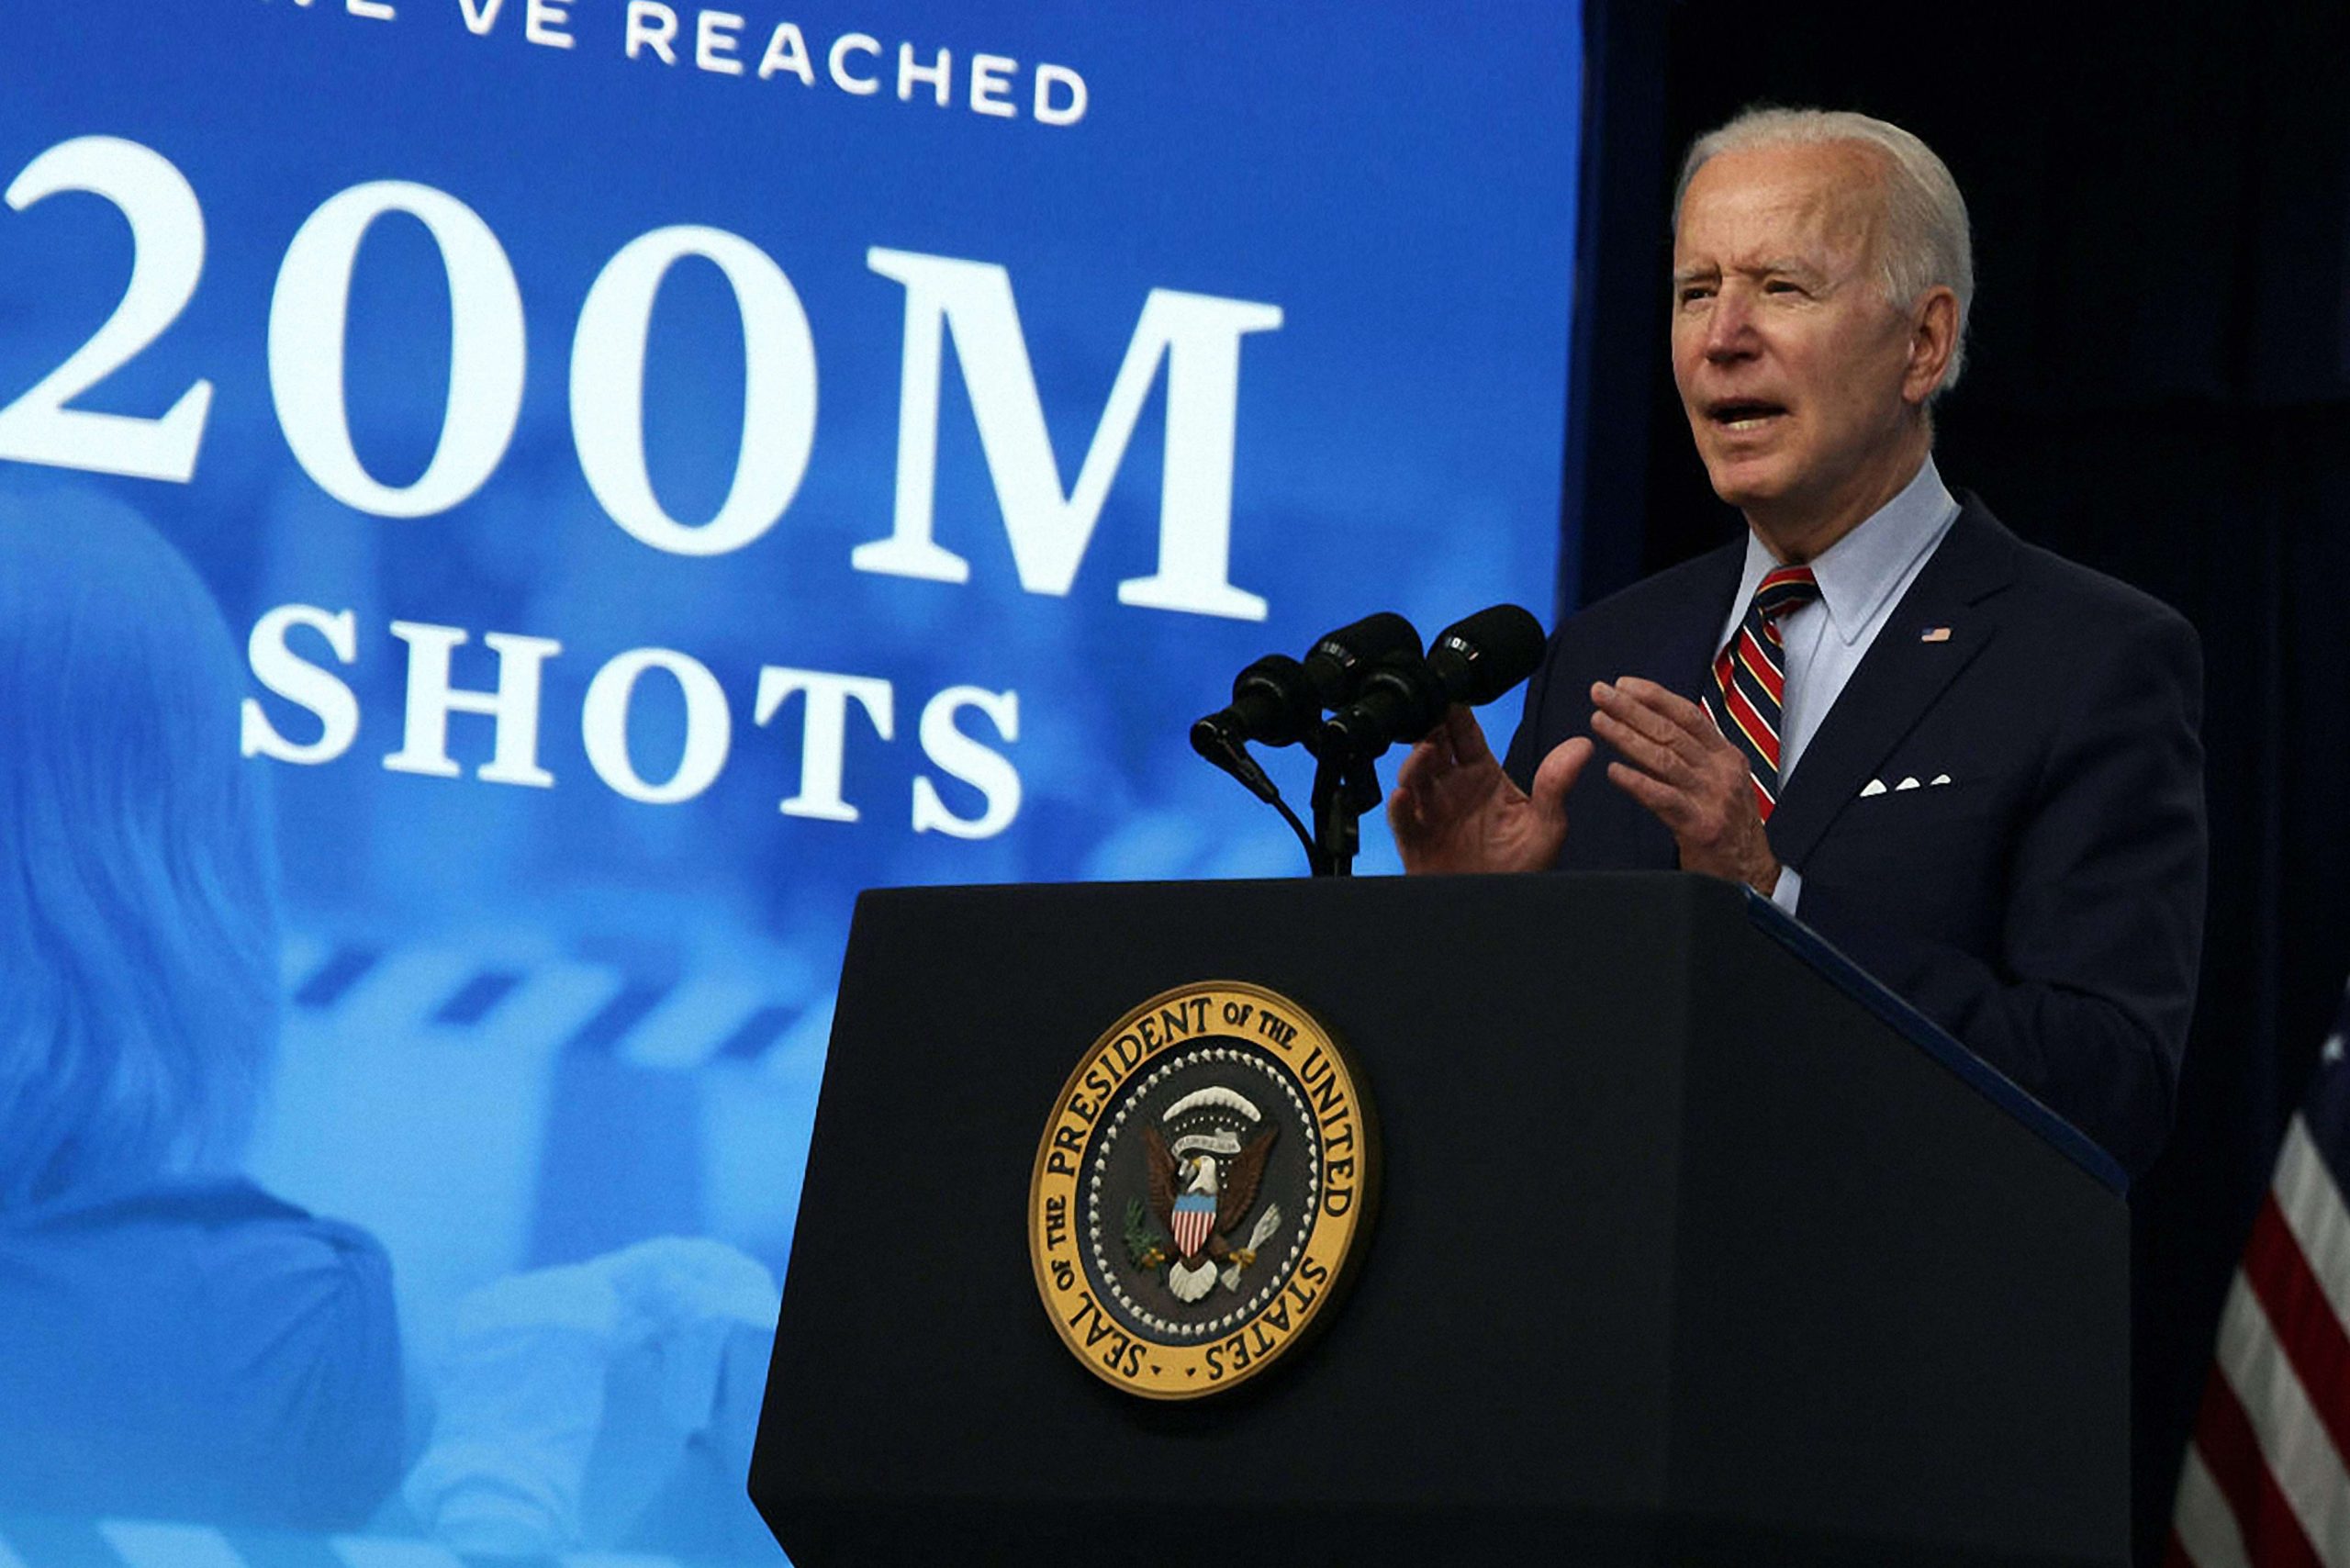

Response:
(1862, 773), (1956, 798)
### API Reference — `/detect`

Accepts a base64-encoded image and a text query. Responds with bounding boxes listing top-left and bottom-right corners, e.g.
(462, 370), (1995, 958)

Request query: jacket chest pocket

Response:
(1841, 775), (1999, 825)
(1806, 775), (2016, 919)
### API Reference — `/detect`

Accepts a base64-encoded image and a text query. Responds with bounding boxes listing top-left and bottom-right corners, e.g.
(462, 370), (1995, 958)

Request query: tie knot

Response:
(1751, 566), (1819, 624)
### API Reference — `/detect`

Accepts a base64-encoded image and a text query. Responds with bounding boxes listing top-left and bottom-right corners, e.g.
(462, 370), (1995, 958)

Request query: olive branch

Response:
(1123, 1198), (1169, 1271)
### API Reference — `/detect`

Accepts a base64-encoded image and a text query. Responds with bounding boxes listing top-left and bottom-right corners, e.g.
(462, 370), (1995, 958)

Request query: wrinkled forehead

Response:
(1673, 141), (1888, 275)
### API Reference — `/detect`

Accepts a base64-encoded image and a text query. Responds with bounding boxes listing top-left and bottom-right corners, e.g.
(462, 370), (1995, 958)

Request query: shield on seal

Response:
(1171, 1190), (1215, 1260)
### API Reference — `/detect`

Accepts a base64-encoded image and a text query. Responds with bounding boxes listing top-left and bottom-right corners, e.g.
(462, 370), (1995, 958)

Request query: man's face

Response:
(1671, 141), (1927, 537)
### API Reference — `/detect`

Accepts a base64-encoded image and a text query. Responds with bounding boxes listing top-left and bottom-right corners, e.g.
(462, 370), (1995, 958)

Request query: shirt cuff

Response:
(1770, 863), (1803, 914)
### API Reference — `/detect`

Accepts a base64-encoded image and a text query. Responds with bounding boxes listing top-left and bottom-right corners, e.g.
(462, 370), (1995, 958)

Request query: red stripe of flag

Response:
(2161, 1529), (2193, 1568)
(1737, 628), (1785, 703)
(2242, 1189), (2350, 1466)
(2189, 1361), (2327, 1568)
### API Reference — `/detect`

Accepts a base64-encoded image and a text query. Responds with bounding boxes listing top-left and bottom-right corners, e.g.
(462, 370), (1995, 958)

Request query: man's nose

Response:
(1705, 287), (1758, 360)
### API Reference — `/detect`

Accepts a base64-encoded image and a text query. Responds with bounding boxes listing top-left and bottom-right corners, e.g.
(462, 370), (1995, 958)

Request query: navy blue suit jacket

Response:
(1504, 496), (2206, 1178)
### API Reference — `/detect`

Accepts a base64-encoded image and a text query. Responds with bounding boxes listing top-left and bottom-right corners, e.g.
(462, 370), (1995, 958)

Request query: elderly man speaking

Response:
(1390, 108), (2205, 1178)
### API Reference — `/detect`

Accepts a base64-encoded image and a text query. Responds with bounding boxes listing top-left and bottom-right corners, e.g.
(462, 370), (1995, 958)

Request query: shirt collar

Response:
(1733, 455), (1960, 646)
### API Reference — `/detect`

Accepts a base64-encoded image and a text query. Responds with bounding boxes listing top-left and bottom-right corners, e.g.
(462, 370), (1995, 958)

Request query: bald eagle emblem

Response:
(1127, 1085), (1282, 1302)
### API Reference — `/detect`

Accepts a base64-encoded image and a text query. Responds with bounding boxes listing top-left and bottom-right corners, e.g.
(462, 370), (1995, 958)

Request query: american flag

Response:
(2170, 984), (2350, 1564)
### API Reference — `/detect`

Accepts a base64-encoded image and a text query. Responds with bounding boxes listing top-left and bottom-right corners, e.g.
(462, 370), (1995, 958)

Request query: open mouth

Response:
(1707, 398), (1787, 432)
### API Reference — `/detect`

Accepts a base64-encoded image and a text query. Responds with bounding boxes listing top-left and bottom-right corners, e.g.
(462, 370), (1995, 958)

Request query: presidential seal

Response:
(1026, 980), (1377, 1400)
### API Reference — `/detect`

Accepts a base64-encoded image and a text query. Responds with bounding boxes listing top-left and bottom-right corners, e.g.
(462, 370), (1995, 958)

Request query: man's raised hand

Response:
(1587, 677), (1780, 894)
(1388, 705), (1592, 874)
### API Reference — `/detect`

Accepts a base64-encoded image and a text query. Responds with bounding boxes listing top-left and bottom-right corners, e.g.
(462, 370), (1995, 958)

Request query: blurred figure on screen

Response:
(0, 485), (402, 1527)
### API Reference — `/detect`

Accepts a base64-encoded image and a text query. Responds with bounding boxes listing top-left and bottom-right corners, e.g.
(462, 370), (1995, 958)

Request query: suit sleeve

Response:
(1796, 608), (2206, 1180)
(1501, 629), (1569, 793)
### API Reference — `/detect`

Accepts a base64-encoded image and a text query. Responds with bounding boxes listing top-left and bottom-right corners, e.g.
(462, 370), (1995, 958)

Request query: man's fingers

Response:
(1392, 733), (1453, 795)
(1589, 706), (1689, 785)
(1384, 781), (1426, 835)
(1590, 681), (1700, 767)
(1601, 677), (1718, 746)
(1613, 676), (1713, 729)
(1528, 735), (1593, 817)
(1605, 757), (1684, 822)
(1440, 704), (1497, 768)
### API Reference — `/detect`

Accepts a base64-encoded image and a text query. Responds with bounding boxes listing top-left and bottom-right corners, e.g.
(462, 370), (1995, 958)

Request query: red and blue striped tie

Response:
(1710, 565), (1820, 822)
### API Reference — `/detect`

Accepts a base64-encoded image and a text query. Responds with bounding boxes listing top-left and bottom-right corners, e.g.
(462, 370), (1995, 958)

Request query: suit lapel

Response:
(1765, 498), (2020, 867)
(1663, 539), (1749, 695)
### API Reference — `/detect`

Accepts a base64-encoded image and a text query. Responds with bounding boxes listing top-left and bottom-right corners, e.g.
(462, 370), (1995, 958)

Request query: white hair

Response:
(1674, 106), (1975, 394)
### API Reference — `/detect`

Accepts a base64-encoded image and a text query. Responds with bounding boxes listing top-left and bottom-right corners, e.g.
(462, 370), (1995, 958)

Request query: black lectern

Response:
(752, 873), (2128, 1567)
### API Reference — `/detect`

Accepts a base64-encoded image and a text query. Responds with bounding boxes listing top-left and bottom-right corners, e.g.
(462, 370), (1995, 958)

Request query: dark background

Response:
(1563, 1), (2350, 1556)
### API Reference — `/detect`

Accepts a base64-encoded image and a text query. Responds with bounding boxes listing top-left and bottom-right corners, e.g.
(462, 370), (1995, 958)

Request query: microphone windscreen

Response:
(1301, 611), (1423, 708)
(1430, 604), (1546, 705)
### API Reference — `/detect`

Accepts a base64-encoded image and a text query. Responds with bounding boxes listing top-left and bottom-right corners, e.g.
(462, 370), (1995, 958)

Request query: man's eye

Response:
(1678, 286), (1714, 305)
(1764, 280), (1806, 296)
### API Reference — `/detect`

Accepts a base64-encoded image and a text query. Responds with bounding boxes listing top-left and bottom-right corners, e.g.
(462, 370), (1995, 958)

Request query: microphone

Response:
(1299, 612), (1423, 708)
(1317, 604), (1547, 761)
(1190, 655), (1319, 801)
(1190, 613), (1422, 806)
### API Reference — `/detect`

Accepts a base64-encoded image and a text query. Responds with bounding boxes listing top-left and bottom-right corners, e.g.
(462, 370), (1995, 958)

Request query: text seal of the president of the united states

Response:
(1027, 980), (1378, 1399)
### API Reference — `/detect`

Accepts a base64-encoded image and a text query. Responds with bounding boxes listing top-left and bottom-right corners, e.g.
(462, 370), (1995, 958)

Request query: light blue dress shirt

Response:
(1716, 456), (1962, 912)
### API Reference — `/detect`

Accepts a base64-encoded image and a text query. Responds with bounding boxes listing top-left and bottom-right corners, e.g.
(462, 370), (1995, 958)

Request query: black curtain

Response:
(1567, 1), (2350, 1556)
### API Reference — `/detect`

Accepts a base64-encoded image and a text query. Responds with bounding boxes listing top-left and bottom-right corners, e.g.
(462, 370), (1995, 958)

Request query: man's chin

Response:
(1701, 454), (1792, 511)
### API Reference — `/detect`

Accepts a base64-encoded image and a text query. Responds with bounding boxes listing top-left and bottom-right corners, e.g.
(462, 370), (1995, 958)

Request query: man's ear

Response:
(1904, 286), (1960, 406)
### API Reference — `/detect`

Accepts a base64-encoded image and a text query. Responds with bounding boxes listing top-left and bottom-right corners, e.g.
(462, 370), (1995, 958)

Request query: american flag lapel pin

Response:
(1919, 626), (1953, 643)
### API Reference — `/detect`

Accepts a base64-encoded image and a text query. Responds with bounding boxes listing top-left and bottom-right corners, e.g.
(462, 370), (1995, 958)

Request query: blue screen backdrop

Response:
(0, 3), (1581, 1560)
